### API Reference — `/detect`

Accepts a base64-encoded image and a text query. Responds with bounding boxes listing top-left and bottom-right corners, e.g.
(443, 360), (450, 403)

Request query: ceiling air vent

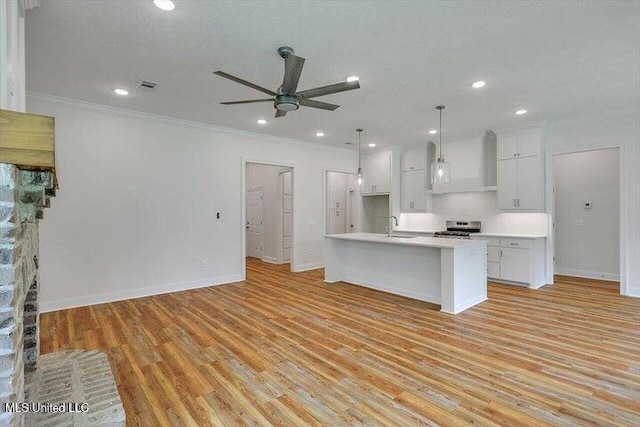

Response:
(137, 80), (157, 91)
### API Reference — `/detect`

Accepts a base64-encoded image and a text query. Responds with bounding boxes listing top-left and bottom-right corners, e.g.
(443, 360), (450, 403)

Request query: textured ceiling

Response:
(25, 0), (640, 149)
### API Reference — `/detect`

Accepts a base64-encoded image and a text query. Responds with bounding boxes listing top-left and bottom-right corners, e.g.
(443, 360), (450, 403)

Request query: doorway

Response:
(244, 162), (294, 274)
(552, 148), (620, 281)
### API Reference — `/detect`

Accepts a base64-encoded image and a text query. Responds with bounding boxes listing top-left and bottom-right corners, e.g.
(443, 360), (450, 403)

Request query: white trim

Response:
(450, 295), (488, 315)
(293, 262), (324, 272)
(261, 256), (287, 265)
(40, 274), (243, 313)
(555, 268), (620, 282)
(26, 92), (355, 154)
(331, 276), (440, 305)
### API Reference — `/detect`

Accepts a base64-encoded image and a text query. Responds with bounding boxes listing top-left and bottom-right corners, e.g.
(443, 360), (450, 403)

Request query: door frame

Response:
(241, 158), (295, 280)
(545, 146), (625, 294)
(323, 168), (359, 236)
(278, 170), (293, 263)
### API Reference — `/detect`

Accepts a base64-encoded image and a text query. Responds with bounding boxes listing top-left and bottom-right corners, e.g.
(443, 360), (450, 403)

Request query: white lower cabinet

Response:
(500, 247), (531, 283)
(472, 236), (546, 288)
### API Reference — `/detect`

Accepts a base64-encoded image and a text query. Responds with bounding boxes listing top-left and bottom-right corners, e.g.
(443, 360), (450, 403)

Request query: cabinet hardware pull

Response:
(510, 243), (518, 246)
(514, 198), (517, 207)
(517, 198), (520, 207)
(500, 250), (503, 257)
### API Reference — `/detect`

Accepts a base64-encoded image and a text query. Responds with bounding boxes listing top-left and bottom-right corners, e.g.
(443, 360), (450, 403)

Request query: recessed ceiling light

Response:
(316, 132), (325, 137)
(515, 109), (528, 115)
(114, 88), (129, 96)
(346, 76), (359, 83)
(257, 119), (267, 125)
(368, 143), (376, 148)
(428, 129), (438, 134)
(153, 0), (175, 11)
(472, 81), (486, 89)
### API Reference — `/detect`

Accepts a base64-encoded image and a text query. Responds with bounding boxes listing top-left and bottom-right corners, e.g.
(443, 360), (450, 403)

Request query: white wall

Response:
(544, 109), (640, 296)
(27, 94), (356, 311)
(246, 163), (291, 263)
(0, 0), (26, 111)
(553, 149), (619, 280)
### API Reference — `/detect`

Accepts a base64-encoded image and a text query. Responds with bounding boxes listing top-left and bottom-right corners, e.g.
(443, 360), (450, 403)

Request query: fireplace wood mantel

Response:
(0, 109), (57, 187)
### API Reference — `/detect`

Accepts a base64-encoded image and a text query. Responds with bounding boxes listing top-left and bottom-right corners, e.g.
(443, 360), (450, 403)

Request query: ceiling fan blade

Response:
(296, 80), (360, 99)
(213, 71), (277, 96)
(282, 54), (305, 94)
(299, 98), (339, 111)
(220, 99), (274, 105)
(275, 110), (287, 118)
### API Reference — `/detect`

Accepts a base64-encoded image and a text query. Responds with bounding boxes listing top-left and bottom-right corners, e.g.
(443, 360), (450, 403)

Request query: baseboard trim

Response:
(555, 268), (620, 282)
(293, 262), (323, 272)
(40, 274), (244, 313)
(340, 276), (440, 305)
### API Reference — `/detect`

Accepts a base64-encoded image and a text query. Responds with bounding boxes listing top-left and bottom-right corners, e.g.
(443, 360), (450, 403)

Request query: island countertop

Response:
(325, 232), (487, 249)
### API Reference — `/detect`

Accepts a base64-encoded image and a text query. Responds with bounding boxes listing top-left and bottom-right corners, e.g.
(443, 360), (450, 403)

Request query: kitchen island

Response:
(324, 233), (487, 314)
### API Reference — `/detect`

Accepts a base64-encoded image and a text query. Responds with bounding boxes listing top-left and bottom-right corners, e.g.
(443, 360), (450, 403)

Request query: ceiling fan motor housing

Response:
(275, 94), (299, 111)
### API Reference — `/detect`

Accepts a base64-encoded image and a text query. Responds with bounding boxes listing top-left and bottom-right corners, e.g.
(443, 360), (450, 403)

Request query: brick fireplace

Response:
(0, 165), (51, 426)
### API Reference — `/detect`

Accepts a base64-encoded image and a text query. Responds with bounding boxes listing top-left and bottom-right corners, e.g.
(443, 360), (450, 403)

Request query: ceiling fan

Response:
(213, 46), (360, 117)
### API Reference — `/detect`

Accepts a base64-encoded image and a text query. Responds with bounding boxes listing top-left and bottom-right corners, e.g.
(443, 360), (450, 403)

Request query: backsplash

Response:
(399, 192), (548, 235)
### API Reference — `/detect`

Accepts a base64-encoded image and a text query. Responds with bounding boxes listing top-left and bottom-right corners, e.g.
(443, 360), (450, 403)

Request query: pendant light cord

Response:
(357, 128), (363, 169)
(436, 105), (445, 160)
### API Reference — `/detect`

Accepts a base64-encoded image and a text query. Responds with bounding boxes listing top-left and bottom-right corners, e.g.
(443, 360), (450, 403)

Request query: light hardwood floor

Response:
(40, 259), (640, 426)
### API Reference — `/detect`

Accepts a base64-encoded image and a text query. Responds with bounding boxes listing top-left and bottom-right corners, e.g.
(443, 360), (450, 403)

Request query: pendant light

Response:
(431, 105), (450, 184)
(356, 128), (365, 189)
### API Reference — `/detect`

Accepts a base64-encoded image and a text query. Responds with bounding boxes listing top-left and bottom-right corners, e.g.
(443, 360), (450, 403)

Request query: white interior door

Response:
(246, 188), (263, 259)
(281, 171), (292, 262)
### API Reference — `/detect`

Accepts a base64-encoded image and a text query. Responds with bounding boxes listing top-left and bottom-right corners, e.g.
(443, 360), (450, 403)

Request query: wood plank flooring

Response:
(40, 259), (640, 426)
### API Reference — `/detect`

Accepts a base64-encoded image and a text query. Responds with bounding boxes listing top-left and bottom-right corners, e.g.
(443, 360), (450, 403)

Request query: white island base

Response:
(324, 233), (488, 314)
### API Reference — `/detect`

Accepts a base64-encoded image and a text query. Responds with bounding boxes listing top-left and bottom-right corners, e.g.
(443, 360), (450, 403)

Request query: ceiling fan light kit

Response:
(214, 46), (360, 118)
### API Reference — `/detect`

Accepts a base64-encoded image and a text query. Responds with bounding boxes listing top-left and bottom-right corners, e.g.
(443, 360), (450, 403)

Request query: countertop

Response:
(472, 232), (546, 239)
(325, 233), (487, 249)
(395, 229), (547, 239)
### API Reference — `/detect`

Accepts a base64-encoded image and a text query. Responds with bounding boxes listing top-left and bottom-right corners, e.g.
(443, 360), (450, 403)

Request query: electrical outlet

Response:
(200, 259), (206, 269)
(307, 248), (312, 254)
(575, 219), (583, 226)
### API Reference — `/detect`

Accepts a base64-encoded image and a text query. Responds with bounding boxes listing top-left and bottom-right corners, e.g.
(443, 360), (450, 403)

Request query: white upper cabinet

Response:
(497, 129), (543, 211)
(401, 169), (427, 212)
(360, 151), (391, 195)
(498, 131), (540, 159)
(401, 147), (426, 171)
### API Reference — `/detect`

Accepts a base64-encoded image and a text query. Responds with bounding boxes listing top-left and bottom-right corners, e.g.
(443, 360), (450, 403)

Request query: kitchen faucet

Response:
(388, 216), (398, 237)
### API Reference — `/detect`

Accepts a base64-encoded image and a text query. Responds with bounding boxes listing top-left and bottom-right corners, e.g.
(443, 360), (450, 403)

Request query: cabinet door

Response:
(402, 147), (426, 171)
(500, 247), (531, 283)
(498, 135), (519, 160)
(516, 132), (539, 158)
(362, 151), (391, 193)
(401, 169), (426, 212)
(497, 159), (518, 209)
(328, 209), (347, 234)
(516, 156), (539, 209)
(487, 262), (500, 279)
(328, 172), (347, 209)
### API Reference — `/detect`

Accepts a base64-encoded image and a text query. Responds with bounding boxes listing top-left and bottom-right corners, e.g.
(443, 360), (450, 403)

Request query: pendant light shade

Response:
(356, 128), (365, 190)
(431, 105), (450, 184)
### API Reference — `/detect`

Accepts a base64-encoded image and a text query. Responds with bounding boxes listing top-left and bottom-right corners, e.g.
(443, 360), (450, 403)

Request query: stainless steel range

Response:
(434, 221), (481, 239)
